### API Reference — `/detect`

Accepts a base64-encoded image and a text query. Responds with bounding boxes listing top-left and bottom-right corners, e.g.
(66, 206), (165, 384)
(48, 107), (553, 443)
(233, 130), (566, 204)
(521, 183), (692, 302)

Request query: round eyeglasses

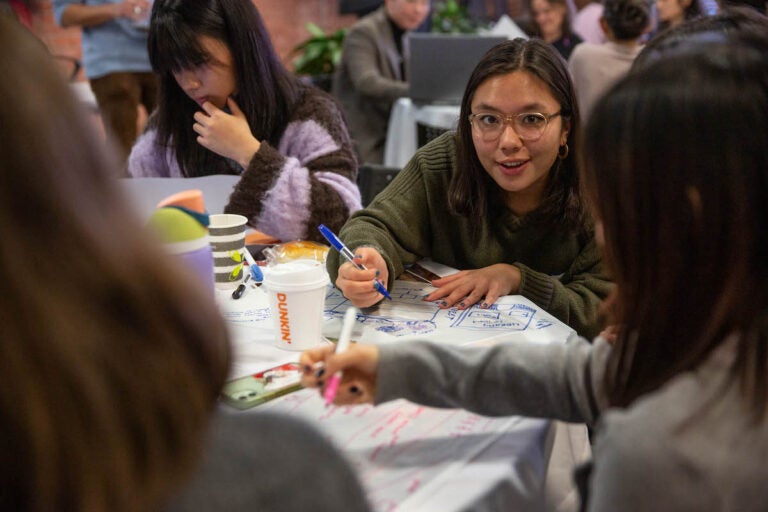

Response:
(469, 111), (562, 142)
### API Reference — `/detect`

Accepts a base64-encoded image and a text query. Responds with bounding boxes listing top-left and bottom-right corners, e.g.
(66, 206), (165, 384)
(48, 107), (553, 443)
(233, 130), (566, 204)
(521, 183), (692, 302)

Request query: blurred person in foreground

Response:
(0, 16), (369, 512)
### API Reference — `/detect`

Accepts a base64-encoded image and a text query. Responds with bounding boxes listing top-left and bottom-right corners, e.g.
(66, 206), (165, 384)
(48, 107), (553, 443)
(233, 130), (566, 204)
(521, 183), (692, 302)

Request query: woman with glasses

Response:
(328, 38), (611, 339)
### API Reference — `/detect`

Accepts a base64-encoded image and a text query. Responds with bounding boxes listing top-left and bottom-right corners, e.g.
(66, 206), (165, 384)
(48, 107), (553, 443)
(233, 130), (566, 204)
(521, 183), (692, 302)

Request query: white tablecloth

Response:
(221, 281), (590, 512)
(384, 98), (461, 168)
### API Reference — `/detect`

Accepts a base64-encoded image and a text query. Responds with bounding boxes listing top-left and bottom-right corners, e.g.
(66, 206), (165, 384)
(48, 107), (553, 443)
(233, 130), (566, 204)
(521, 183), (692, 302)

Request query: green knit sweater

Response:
(329, 133), (612, 338)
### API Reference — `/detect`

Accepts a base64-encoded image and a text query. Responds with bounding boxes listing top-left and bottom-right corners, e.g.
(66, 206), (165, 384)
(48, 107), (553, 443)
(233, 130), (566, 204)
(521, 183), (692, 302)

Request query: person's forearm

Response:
(376, 337), (609, 426)
(59, 3), (123, 28)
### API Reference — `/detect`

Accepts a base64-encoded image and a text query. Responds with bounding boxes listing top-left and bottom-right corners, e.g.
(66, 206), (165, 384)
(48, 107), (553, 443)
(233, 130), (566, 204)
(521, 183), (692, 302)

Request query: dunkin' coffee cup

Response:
(262, 260), (329, 351)
(209, 214), (248, 290)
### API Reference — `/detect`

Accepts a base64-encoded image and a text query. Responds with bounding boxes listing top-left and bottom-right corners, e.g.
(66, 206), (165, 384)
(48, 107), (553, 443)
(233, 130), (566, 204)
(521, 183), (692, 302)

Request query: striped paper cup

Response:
(209, 214), (248, 290)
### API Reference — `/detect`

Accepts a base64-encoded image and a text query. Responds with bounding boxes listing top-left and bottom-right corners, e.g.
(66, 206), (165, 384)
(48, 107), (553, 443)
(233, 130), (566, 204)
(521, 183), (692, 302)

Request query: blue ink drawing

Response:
(324, 285), (441, 337)
(449, 303), (536, 331)
(323, 282), (549, 337)
(225, 307), (271, 323)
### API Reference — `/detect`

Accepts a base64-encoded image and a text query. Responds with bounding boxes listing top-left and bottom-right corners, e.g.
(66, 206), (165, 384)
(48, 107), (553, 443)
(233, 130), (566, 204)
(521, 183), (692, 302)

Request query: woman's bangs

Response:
(152, 22), (210, 73)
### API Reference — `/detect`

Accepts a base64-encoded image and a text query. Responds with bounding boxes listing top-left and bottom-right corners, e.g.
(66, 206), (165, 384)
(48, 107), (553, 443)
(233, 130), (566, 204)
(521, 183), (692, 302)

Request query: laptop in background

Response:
(407, 33), (508, 105)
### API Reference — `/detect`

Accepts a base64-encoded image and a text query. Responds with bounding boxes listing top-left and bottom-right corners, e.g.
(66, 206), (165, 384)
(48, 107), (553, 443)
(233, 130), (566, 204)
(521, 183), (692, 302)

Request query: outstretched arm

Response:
(53, 0), (149, 27)
(301, 336), (612, 427)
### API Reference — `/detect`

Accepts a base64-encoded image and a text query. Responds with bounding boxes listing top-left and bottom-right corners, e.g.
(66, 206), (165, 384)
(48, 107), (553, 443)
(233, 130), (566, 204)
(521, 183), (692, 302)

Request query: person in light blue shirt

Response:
(52, 0), (157, 165)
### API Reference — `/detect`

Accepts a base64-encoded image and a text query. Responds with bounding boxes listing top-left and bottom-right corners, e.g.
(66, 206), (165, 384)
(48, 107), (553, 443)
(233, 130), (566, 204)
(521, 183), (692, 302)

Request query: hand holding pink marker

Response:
(323, 307), (358, 406)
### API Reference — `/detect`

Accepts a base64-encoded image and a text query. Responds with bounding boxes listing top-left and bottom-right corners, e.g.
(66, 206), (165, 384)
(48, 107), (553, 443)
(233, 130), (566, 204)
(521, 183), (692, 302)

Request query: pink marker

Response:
(324, 307), (358, 406)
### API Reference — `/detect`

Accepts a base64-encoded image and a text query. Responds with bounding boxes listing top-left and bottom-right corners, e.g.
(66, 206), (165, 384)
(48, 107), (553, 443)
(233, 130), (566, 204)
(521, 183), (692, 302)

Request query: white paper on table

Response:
(413, 258), (460, 278)
(259, 389), (550, 511)
(217, 283), (273, 329)
(218, 278), (575, 376)
(486, 14), (530, 40)
(225, 323), (304, 379)
(219, 277), (566, 510)
(321, 281), (575, 347)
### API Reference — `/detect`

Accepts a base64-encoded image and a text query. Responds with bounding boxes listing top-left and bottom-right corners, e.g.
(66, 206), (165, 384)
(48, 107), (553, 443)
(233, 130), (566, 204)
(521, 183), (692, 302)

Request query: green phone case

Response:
(220, 362), (303, 410)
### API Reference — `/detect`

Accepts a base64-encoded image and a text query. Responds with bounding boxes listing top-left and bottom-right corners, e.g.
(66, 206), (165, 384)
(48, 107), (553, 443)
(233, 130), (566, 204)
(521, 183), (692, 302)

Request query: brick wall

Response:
(33, 1), (85, 80)
(254, 0), (356, 65)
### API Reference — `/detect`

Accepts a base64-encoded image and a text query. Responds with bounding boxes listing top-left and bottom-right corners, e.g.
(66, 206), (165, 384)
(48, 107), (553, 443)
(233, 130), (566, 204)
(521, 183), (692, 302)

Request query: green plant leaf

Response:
(432, 0), (484, 34)
(291, 24), (348, 76)
(306, 22), (325, 38)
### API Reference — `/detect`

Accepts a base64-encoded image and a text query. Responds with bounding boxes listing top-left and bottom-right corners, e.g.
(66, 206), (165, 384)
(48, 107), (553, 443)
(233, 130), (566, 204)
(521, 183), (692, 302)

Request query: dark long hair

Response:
(602, 0), (650, 41)
(148, 0), (302, 177)
(0, 18), (230, 511)
(449, 38), (584, 231)
(582, 42), (768, 415)
(655, 0), (704, 32)
(638, 6), (768, 68)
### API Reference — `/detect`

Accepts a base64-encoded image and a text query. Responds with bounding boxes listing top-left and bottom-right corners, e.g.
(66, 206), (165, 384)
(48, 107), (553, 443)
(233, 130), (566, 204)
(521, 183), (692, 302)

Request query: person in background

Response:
(572, 0), (607, 43)
(638, 4), (767, 61)
(1, 15), (371, 512)
(52, 0), (157, 166)
(654, 0), (703, 30)
(333, 0), (431, 164)
(568, 0), (649, 121)
(302, 35), (768, 511)
(329, 39), (611, 339)
(128, 0), (361, 245)
(530, 0), (584, 59)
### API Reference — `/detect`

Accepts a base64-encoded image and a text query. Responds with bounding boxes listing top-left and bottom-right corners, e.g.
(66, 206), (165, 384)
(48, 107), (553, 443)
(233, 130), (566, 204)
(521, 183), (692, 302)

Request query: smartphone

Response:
(404, 262), (442, 284)
(220, 362), (303, 410)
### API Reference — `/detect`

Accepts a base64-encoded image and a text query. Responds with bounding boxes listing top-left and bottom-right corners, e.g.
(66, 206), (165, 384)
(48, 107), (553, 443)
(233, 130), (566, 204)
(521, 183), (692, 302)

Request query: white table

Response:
(118, 176), (589, 511)
(384, 98), (461, 168)
(118, 175), (240, 222)
(220, 281), (589, 512)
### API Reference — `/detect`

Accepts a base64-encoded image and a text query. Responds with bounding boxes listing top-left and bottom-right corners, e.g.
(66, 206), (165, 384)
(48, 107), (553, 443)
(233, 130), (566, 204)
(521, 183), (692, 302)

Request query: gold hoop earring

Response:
(558, 143), (569, 160)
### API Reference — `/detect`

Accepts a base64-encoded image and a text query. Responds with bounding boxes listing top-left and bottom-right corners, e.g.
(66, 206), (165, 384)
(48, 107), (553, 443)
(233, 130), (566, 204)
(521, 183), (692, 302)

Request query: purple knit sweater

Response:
(127, 86), (362, 243)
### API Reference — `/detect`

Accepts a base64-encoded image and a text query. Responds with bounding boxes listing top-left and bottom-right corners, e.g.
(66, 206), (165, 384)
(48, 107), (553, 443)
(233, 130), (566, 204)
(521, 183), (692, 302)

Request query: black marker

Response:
(232, 274), (251, 300)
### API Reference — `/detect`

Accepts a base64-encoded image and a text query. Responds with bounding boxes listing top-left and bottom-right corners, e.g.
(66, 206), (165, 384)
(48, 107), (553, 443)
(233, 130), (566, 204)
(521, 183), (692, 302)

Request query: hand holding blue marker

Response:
(318, 224), (391, 300)
(323, 307), (358, 405)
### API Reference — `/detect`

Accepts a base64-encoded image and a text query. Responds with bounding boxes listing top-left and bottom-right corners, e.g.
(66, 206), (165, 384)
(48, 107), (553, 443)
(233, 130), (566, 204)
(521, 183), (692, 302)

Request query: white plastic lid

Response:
(262, 259), (329, 292)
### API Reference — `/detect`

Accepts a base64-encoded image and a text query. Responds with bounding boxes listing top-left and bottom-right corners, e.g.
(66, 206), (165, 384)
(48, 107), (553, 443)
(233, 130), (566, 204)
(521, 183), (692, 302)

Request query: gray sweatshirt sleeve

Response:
(375, 336), (612, 427)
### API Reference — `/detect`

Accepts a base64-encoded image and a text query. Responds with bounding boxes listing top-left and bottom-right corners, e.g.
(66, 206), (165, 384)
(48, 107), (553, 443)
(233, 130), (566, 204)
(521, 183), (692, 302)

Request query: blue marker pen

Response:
(241, 246), (264, 283)
(318, 224), (392, 300)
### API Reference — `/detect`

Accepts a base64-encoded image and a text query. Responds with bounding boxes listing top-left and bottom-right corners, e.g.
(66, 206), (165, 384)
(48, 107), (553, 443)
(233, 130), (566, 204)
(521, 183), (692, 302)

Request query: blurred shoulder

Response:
(168, 410), (370, 512)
